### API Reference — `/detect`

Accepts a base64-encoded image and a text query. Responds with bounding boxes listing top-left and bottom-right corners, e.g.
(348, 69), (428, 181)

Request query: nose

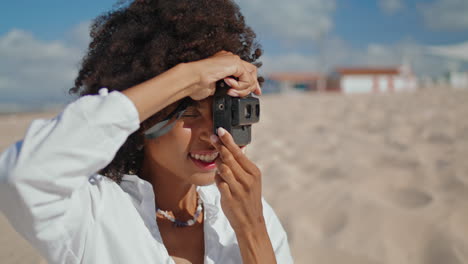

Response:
(198, 112), (214, 144)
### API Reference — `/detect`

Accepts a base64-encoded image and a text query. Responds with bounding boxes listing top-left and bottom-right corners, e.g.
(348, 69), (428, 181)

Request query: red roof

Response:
(268, 72), (324, 82)
(334, 67), (400, 75)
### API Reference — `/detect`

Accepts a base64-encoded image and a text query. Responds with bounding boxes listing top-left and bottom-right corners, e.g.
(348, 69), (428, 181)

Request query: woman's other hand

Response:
(187, 50), (262, 101)
(210, 127), (277, 264)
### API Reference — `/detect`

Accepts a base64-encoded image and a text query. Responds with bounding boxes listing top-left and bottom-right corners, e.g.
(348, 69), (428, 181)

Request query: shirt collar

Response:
(119, 174), (220, 223)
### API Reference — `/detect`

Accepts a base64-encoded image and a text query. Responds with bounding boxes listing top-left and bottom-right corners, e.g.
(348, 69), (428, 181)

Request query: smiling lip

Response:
(189, 156), (217, 171)
(189, 150), (218, 155)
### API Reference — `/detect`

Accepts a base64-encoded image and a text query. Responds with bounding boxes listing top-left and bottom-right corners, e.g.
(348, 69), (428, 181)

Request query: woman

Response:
(0, 0), (293, 263)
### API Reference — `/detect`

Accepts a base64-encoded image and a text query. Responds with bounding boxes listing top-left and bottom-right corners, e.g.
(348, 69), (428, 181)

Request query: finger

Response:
(223, 78), (248, 98)
(224, 77), (238, 87)
(215, 161), (243, 194)
(253, 84), (262, 96)
(211, 134), (255, 190)
(211, 134), (248, 178)
(223, 78), (241, 97)
(227, 88), (249, 98)
(215, 172), (232, 200)
(232, 58), (254, 92)
(218, 144), (248, 179)
(253, 79), (262, 96)
(213, 128), (260, 176)
(244, 62), (260, 95)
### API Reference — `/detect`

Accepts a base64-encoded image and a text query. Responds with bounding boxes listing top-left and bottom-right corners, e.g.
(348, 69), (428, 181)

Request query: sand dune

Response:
(1, 87), (467, 263)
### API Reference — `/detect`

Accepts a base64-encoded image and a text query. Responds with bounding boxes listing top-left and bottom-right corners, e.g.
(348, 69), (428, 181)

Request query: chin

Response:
(191, 172), (216, 186)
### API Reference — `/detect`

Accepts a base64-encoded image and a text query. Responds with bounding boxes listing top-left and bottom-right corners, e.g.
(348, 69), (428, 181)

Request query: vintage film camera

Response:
(212, 78), (260, 146)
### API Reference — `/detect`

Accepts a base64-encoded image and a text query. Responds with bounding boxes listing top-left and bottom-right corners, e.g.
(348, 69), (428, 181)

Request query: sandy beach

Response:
(1, 87), (467, 264)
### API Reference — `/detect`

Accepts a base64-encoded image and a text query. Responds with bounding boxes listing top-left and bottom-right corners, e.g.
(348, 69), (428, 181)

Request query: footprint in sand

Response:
(321, 210), (348, 238)
(424, 131), (454, 145)
(390, 188), (433, 209)
(319, 167), (345, 182)
(424, 233), (465, 264)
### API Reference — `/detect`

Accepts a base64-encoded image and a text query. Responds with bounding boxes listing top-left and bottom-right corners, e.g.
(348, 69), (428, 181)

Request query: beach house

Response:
(327, 65), (417, 93)
(448, 71), (468, 89)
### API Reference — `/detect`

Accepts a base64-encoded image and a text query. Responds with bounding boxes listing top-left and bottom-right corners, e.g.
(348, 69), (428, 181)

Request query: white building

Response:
(426, 41), (468, 89)
(328, 66), (417, 93)
(449, 71), (468, 89)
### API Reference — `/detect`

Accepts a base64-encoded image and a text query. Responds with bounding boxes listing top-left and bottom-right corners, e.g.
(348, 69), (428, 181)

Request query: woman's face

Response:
(142, 97), (219, 186)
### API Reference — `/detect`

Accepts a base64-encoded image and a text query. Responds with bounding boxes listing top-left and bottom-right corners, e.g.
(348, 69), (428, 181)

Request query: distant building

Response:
(265, 72), (326, 93)
(448, 71), (468, 89)
(328, 66), (417, 93)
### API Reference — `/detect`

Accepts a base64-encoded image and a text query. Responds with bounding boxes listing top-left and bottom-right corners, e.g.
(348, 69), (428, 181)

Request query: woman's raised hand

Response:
(187, 50), (262, 101)
(121, 50), (261, 123)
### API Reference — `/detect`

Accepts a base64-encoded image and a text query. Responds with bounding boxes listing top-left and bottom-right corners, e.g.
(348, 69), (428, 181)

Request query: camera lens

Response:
(245, 105), (252, 119)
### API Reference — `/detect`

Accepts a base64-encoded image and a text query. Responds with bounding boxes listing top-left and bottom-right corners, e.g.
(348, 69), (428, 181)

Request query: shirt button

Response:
(88, 174), (103, 185)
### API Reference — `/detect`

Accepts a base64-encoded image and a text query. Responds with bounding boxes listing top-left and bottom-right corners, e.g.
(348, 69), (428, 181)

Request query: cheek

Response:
(173, 128), (193, 149)
(164, 123), (193, 157)
(145, 123), (193, 162)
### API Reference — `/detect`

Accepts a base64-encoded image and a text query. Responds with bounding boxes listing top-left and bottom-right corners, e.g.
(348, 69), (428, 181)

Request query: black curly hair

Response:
(69, 0), (264, 184)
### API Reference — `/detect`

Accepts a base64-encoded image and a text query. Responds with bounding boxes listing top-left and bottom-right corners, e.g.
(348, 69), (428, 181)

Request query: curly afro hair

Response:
(69, 0), (264, 184)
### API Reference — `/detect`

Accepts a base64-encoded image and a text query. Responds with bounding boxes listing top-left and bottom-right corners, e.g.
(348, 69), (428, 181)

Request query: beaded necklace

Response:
(156, 196), (203, 227)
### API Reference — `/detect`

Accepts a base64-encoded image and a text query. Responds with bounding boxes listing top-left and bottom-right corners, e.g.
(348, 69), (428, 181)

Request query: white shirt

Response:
(0, 89), (294, 264)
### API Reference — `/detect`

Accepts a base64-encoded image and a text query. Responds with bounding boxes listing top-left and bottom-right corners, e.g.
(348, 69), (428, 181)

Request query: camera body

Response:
(212, 78), (260, 146)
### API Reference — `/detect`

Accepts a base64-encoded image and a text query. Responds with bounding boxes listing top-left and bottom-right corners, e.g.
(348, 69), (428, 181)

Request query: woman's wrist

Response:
(179, 61), (201, 95)
(235, 222), (277, 264)
(122, 62), (199, 122)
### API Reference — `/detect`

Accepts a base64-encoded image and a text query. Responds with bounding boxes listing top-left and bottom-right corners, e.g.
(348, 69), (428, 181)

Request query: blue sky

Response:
(2, 1), (467, 46)
(1, 0), (468, 110)
(335, 1), (468, 46)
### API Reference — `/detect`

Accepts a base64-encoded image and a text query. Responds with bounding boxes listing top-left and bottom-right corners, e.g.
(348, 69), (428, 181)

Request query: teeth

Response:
(190, 152), (219, 162)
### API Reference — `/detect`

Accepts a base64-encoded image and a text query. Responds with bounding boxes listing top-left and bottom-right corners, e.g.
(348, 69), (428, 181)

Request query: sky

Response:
(1, 0), (468, 110)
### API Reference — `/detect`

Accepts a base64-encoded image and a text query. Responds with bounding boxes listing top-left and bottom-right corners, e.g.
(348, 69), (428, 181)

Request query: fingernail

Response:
(241, 146), (247, 154)
(224, 78), (233, 87)
(227, 89), (239, 97)
(217, 127), (226, 136)
(210, 134), (219, 143)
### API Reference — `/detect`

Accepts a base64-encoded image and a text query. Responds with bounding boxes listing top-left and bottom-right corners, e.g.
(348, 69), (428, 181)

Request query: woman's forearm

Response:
(235, 222), (278, 264)
(122, 63), (198, 122)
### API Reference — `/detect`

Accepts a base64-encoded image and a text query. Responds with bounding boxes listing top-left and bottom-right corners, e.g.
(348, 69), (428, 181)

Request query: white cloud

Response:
(0, 23), (90, 108)
(419, 0), (468, 30)
(235, 0), (336, 43)
(260, 52), (319, 74)
(258, 36), (468, 77)
(338, 39), (468, 76)
(425, 41), (468, 61)
(65, 21), (92, 49)
(379, 0), (404, 14)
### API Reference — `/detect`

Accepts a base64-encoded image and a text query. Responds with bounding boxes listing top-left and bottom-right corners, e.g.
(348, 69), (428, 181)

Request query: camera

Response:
(212, 78), (260, 146)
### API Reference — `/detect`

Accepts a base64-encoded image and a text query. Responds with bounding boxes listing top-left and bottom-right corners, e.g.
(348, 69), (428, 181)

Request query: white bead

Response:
(156, 197), (203, 227)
